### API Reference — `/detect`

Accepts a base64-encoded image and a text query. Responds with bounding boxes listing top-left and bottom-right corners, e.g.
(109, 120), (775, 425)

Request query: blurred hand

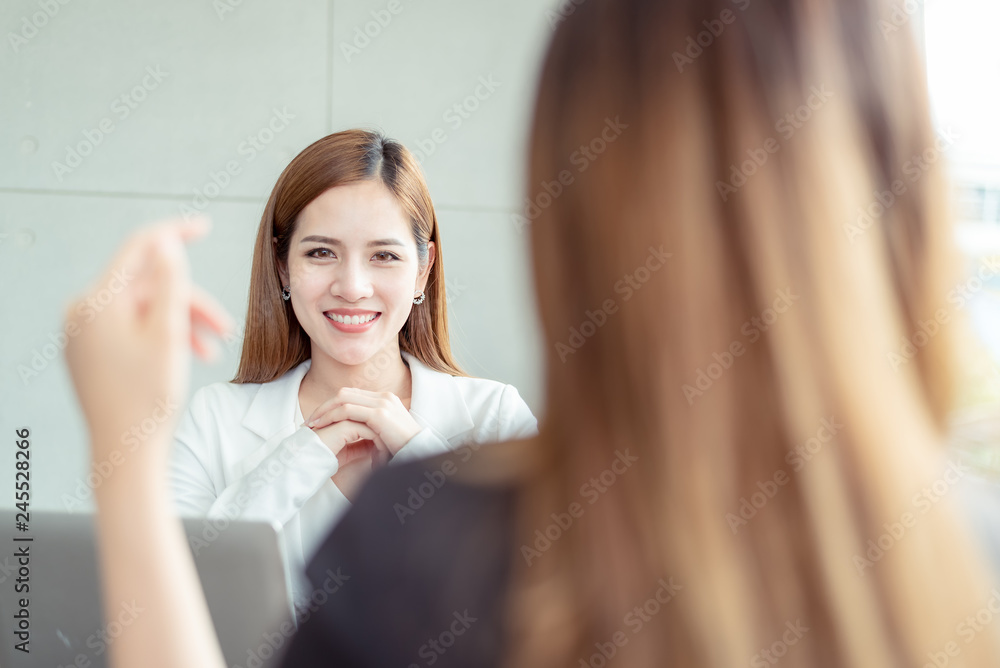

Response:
(64, 217), (232, 477)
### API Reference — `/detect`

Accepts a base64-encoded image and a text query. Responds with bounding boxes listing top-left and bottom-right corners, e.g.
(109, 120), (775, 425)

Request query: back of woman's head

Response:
(234, 129), (462, 383)
(505, 0), (1000, 665)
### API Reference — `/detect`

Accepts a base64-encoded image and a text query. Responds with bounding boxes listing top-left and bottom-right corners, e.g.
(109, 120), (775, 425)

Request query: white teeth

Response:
(327, 312), (377, 325)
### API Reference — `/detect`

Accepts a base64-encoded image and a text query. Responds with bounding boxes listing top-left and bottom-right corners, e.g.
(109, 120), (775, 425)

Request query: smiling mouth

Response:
(324, 312), (380, 325)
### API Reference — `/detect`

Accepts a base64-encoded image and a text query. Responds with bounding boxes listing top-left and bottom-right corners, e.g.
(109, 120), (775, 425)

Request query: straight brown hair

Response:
(233, 130), (465, 383)
(493, 0), (1000, 666)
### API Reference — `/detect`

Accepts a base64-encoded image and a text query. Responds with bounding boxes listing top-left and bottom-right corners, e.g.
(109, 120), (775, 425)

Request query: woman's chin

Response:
(316, 345), (383, 369)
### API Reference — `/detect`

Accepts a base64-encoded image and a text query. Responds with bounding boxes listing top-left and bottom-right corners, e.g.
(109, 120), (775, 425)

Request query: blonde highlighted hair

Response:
(494, 0), (1000, 666)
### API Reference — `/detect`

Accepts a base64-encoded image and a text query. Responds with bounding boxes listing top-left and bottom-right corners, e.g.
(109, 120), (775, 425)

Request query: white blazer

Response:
(168, 351), (537, 615)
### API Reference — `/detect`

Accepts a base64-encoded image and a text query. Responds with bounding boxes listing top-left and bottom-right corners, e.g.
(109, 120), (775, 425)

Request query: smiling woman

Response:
(166, 129), (538, 618)
(238, 130), (455, 381)
(278, 180), (433, 373)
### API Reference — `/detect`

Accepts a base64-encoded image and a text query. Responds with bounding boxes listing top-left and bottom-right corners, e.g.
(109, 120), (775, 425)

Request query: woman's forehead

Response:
(295, 182), (413, 242)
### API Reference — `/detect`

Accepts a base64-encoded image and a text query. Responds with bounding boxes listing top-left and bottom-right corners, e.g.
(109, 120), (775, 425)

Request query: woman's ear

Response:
(273, 236), (290, 286)
(417, 241), (436, 291)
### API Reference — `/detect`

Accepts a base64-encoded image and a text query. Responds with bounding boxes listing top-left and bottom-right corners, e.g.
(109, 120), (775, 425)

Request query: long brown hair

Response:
(233, 129), (464, 383)
(496, 0), (1000, 666)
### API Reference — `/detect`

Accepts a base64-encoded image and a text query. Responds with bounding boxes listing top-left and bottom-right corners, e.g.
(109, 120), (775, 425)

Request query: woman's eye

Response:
(373, 251), (400, 262)
(307, 248), (334, 259)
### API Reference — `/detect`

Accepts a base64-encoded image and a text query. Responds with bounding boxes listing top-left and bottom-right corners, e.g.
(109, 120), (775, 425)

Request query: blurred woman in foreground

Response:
(65, 0), (1000, 666)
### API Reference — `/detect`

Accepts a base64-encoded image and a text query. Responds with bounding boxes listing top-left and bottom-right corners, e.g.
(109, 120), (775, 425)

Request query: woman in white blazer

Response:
(168, 129), (537, 616)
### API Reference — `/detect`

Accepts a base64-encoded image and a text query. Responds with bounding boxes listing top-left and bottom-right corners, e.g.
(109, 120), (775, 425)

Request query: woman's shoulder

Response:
(186, 360), (310, 413)
(406, 351), (525, 398)
(450, 372), (525, 401)
(430, 368), (533, 414)
(185, 377), (260, 415)
(449, 376), (534, 428)
(406, 353), (537, 434)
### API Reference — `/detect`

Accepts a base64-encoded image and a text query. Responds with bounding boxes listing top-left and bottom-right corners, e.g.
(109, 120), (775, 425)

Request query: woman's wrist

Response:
(90, 432), (174, 504)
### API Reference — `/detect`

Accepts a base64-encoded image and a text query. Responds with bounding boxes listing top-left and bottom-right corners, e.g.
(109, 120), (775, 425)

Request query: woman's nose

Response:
(332, 259), (374, 301)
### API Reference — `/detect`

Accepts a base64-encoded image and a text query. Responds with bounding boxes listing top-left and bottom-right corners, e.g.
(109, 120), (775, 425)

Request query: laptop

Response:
(0, 510), (294, 668)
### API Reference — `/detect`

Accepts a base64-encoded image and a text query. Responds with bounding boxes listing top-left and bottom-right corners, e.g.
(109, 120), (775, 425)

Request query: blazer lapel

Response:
(233, 360), (312, 477)
(403, 351), (475, 443)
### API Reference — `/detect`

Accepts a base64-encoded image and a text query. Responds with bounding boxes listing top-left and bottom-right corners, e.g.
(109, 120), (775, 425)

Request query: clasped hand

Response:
(305, 389), (422, 500)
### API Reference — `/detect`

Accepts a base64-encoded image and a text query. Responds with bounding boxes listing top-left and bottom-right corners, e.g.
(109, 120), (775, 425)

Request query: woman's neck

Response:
(298, 346), (412, 412)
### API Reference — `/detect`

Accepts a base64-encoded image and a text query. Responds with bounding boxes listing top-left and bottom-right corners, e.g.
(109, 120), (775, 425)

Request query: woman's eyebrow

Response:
(299, 235), (406, 247)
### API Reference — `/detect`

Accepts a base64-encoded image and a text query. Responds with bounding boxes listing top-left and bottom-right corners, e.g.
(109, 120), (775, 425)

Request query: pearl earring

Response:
(413, 290), (425, 305)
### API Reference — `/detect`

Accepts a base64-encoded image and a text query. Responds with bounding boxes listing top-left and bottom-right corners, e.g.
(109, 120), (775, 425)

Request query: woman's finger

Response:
(190, 284), (234, 335)
(98, 217), (209, 297)
(63, 217), (212, 453)
(306, 388), (393, 424)
(322, 420), (379, 452)
(307, 394), (352, 423)
(144, 227), (191, 343)
(189, 328), (220, 362)
(308, 403), (376, 430)
(189, 285), (234, 362)
(68, 217), (209, 340)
